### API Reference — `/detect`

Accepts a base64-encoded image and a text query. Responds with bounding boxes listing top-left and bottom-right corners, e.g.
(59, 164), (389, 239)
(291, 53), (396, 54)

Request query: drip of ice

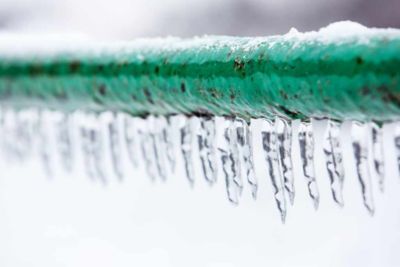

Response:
(298, 121), (319, 210)
(107, 113), (124, 180)
(1, 109), (35, 162)
(260, 118), (287, 223)
(56, 113), (73, 173)
(352, 122), (375, 215)
(275, 117), (295, 205)
(197, 116), (218, 185)
(80, 122), (95, 180)
(394, 124), (400, 178)
(90, 126), (107, 184)
(180, 116), (196, 185)
(218, 118), (242, 205)
(151, 116), (168, 181)
(164, 116), (176, 173)
(234, 118), (257, 199)
(137, 117), (158, 181)
(323, 120), (345, 207)
(37, 111), (53, 178)
(370, 122), (385, 192)
(124, 115), (139, 168)
(79, 114), (107, 183)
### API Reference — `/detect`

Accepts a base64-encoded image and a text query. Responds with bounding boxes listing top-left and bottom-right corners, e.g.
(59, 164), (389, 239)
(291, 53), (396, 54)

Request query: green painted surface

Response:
(0, 35), (399, 122)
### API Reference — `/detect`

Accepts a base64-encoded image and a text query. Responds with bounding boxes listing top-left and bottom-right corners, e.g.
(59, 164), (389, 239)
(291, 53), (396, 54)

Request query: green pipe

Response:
(0, 30), (399, 122)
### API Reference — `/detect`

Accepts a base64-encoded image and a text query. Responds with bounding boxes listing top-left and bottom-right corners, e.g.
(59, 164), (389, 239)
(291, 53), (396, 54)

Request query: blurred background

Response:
(0, 0), (399, 38)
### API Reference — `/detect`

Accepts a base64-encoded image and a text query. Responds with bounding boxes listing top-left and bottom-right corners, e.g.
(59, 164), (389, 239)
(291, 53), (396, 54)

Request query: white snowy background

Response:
(0, 1), (400, 267)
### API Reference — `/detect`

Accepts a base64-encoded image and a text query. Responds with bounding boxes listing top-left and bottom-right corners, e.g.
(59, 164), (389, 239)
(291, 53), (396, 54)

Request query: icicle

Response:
(395, 124), (400, 178)
(90, 124), (107, 184)
(56, 113), (73, 173)
(152, 116), (168, 181)
(234, 118), (257, 199)
(137, 118), (158, 181)
(275, 117), (295, 205)
(180, 116), (196, 185)
(298, 121), (319, 210)
(352, 121), (375, 215)
(370, 122), (384, 192)
(323, 120), (345, 207)
(197, 116), (218, 185)
(37, 111), (53, 178)
(218, 118), (241, 204)
(108, 113), (124, 181)
(124, 115), (139, 168)
(12, 111), (32, 161)
(80, 125), (94, 180)
(260, 119), (286, 223)
(164, 116), (176, 173)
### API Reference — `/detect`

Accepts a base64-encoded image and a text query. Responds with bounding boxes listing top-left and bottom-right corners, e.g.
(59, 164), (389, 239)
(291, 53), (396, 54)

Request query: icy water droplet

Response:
(234, 118), (257, 199)
(275, 117), (295, 205)
(323, 120), (345, 207)
(124, 115), (139, 168)
(370, 122), (384, 192)
(260, 119), (286, 223)
(180, 116), (196, 185)
(56, 114), (73, 173)
(352, 121), (375, 215)
(218, 118), (241, 204)
(298, 121), (319, 210)
(108, 114), (124, 181)
(197, 116), (218, 185)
